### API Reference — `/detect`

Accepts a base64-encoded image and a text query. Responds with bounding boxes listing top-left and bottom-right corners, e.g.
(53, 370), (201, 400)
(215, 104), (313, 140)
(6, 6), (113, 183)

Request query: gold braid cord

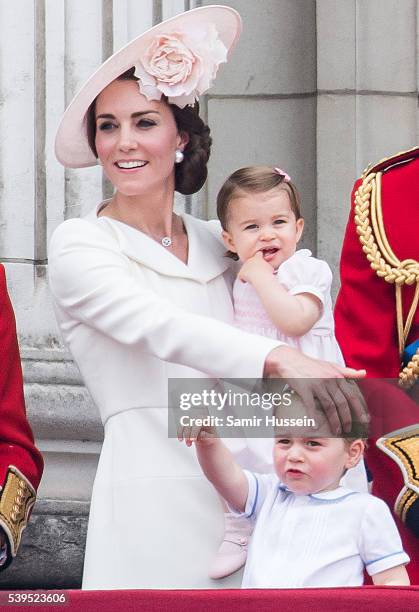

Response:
(377, 426), (419, 526)
(354, 152), (419, 388)
(0, 466), (36, 557)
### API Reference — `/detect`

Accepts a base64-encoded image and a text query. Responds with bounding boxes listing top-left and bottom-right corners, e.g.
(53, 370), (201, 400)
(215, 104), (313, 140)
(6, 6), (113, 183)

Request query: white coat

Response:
(48, 206), (280, 589)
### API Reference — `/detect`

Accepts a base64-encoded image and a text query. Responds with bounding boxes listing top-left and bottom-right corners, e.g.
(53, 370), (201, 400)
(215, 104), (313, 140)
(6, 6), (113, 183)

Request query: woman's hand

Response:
(264, 345), (368, 434)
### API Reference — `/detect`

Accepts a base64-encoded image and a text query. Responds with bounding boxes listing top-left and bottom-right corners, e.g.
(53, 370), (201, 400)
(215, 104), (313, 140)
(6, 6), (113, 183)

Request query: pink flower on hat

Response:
(134, 23), (227, 108)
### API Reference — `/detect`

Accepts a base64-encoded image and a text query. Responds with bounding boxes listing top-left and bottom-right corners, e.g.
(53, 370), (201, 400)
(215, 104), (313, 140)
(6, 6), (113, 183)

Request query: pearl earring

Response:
(175, 149), (184, 164)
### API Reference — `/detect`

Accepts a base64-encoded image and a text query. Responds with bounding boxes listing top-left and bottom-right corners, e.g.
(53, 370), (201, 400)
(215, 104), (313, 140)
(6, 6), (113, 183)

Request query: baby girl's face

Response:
(222, 188), (304, 269)
(273, 437), (363, 495)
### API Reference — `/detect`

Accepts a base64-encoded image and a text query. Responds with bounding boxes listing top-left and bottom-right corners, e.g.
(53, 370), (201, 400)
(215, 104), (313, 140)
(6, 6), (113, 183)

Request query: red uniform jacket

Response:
(335, 149), (419, 583)
(0, 265), (43, 567)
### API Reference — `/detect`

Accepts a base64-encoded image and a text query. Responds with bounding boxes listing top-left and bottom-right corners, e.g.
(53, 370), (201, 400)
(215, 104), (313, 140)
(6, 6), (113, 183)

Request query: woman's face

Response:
(94, 79), (187, 197)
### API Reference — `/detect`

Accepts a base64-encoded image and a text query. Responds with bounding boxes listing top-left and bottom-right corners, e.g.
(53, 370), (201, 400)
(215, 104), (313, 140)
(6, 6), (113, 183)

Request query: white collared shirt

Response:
(234, 471), (409, 588)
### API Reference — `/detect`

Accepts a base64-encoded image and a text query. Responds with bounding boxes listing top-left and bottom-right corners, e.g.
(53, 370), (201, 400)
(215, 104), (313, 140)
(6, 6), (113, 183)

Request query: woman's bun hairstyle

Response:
(170, 103), (212, 195)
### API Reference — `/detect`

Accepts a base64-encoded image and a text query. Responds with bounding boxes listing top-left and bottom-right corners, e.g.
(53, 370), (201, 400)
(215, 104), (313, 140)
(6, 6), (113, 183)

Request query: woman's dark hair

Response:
(86, 68), (212, 195)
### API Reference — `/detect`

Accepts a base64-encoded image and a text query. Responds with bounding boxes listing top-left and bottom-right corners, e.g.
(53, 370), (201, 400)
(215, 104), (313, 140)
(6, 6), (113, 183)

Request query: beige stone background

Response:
(0, 0), (417, 587)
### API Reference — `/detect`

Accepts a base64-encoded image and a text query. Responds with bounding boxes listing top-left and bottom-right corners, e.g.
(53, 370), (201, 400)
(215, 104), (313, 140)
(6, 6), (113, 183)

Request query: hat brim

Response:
(55, 5), (242, 168)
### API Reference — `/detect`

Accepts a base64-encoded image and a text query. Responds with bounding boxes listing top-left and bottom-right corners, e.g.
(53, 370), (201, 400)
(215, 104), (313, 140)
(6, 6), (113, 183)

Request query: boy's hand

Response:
(178, 423), (217, 446)
(177, 408), (217, 447)
(238, 252), (274, 284)
(177, 379), (224, 446)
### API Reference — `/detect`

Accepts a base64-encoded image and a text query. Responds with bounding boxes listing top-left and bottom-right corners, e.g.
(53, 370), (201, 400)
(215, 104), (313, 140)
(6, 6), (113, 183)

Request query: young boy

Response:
(181, 401), (410, 588)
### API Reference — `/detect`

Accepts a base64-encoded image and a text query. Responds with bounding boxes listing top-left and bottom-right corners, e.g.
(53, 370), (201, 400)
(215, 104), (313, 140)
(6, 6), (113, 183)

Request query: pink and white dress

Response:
(234, 249), (344, 365)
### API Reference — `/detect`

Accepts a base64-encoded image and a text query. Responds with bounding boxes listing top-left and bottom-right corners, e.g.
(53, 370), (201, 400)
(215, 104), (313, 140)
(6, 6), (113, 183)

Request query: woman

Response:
(49, 6), (365, 589)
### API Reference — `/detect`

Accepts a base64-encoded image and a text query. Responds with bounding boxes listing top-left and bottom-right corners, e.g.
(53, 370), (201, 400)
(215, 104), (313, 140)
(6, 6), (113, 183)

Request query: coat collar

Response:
(85, 205), (233, 283)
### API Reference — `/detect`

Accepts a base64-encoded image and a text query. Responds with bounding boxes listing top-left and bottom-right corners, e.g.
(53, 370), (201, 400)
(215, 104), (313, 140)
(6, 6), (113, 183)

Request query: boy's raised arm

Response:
(193, 434), (248, 514)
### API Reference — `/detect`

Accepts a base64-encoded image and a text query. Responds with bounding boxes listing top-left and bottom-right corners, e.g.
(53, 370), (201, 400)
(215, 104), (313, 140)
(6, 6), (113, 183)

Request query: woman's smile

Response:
(115, 159), (149, 170)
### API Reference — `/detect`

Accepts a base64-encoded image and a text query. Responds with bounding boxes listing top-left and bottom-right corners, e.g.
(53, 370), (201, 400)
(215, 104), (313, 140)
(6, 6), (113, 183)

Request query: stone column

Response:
(316, 0), (419, 294)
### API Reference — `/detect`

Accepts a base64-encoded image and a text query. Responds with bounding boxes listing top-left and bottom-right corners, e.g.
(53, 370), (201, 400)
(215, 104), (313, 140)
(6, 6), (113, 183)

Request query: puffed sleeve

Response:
(359, 495), (410, 576)
(48, 219), (282, 379)
(277, 250), (332, 306)
(0, 266), (44, 568)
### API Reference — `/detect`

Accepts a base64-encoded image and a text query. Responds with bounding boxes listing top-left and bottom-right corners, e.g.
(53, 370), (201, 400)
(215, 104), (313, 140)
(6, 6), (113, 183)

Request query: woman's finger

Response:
(312, 383), (342, 435)
(324, 379), (352, 433)
(339, 367), (366, 379)
(281, 379), (319, 430)
(337, 379), (370, 427)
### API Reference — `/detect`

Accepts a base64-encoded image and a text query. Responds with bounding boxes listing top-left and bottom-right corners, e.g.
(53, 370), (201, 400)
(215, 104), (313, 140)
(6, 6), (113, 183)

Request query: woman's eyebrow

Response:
(96, 113), (116, 120)
(96, 111), (160, 120)
(131, 111), (160, 117)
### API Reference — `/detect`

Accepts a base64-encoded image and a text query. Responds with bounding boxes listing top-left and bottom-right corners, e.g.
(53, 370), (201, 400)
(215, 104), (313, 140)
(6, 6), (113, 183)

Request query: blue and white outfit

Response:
(233, 471), (409, 588)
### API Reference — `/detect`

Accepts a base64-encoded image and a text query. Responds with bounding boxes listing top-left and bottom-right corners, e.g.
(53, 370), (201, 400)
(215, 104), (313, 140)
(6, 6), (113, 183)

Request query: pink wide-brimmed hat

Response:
(55, 5), (242, 169)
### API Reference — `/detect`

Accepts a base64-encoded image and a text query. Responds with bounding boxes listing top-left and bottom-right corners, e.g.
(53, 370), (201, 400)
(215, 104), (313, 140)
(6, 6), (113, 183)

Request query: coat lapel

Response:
(87, 208), (233, 282)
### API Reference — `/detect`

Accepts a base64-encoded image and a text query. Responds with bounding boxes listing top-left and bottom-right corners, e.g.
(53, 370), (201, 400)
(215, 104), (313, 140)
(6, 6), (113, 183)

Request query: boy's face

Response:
(221, 187), (304, 269)
(273, 437), (363, 495)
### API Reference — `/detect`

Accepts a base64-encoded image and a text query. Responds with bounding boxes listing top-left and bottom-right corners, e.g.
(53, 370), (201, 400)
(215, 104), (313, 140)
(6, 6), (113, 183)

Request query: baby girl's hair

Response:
(217, 165), (302, 230)
(216, 166), (302, 261)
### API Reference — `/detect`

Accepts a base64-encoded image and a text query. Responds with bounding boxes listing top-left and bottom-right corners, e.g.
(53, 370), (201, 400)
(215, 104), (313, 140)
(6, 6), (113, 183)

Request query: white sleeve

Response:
(278, 255), (332, 305)
(227, 471), (275, 518)
(359, 496), (410, 576)
(48, 219), (281, 379)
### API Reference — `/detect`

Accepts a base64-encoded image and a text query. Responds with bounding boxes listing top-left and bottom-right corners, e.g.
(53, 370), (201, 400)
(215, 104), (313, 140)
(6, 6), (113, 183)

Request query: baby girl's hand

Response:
(238, 252), (275, 284)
